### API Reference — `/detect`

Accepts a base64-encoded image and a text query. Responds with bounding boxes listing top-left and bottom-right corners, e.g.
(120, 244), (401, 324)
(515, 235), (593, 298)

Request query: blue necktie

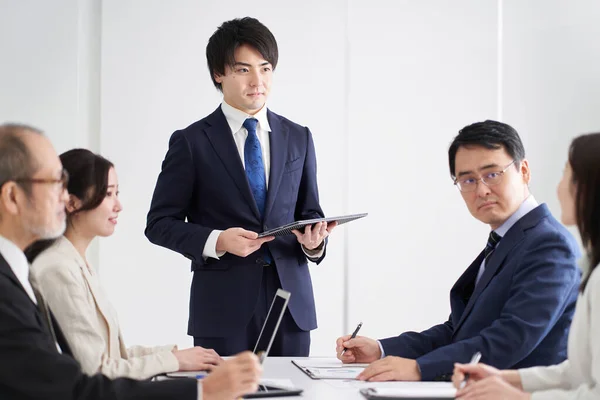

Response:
(243, 118), (267, 217)
(243, 118), (272, 264)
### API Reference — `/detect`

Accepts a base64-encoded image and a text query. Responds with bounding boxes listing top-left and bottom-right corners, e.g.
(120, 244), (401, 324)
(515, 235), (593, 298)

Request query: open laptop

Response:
(167, 289), (302, 398)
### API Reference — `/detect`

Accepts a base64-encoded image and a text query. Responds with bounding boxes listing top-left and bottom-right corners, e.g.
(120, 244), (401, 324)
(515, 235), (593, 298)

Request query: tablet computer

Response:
(257, 213), (368, 238)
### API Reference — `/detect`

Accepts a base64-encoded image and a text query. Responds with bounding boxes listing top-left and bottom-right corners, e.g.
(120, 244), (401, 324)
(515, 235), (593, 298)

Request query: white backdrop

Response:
(2, 0), (600, 356)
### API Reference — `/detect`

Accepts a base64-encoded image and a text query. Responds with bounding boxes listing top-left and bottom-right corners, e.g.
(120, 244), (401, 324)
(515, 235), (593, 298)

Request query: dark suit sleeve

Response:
(145, 130), (213, 264)
(0, 282), (197, 400)
(414, 232), (579, 380)
(379, 317), (454, 359)
(294, 127), (327, 264)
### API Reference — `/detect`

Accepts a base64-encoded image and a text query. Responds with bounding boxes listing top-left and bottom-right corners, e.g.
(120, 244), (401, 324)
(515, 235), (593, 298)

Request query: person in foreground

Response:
(336, 120), (580, 381)
(25, 148), (221, 379)
(0, 123), (261, 399)
(452, 132), (600, 399)
(145, 17), (335, 357)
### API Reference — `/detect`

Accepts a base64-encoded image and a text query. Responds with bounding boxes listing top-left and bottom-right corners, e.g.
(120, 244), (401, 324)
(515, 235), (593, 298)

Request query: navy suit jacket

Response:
(379, 204), (580, 381)
(145, 107), (325, 337)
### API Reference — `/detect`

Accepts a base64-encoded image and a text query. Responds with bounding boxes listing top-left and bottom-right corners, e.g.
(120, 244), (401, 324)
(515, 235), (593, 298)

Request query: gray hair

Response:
(0, 123), (44, 192)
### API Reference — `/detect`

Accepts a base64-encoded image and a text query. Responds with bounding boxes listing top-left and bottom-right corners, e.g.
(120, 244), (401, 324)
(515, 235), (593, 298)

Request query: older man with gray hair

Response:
(0, 123), (261, 400)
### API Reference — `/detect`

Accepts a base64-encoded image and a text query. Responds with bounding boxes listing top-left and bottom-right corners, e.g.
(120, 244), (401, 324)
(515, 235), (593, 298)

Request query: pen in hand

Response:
(341, 321), (363, 355)
(460, 351), (482, 389)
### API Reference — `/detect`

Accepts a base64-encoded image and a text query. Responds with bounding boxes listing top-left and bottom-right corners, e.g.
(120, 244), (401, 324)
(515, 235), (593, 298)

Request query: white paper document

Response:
(291, 358), (368, 380)
(360, 383), (456, 399)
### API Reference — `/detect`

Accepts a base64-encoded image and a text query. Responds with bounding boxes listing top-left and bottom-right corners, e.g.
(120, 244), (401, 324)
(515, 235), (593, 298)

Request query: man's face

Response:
(454, 146), (530, 229)
(214, 44), (273, 115)
(21, 135), (68, 241)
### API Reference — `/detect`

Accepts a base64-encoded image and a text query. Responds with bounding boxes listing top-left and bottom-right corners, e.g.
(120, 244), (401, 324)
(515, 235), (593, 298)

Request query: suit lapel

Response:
(453, 205), (549, 334)
(204, 107), (261, 220)
(264, 110), (289, 220)
(0, 254), (62, 352)
(453, 230), (524, 333)
(59, 238), (120, 355)
(450, 252), (484, 327)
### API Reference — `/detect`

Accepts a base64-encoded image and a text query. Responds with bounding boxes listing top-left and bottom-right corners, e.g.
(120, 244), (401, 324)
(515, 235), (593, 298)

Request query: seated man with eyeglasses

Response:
(335, 120), (581, 382)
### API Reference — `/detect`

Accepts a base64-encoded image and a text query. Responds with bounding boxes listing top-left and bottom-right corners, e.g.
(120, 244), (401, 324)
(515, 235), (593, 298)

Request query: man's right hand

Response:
(202, 352), (262, 400)
(335, 335), (382, 363)
(216, 228), (274, 257)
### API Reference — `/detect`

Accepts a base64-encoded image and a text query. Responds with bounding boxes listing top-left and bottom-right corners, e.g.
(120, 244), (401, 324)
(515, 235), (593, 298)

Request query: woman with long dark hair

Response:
(27, 149), (221, 379)
(452, 132), (600, 399)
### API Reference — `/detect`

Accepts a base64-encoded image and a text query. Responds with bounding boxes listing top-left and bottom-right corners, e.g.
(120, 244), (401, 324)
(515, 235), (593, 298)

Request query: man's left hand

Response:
(292, 221), (337, 250)
(357, 356), (421, 382)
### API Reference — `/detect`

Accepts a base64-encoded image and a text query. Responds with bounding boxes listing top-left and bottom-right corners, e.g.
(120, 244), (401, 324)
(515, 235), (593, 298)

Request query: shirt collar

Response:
(221, 101), (271, 135)
(494, 195), (539, 237)
(0, 235), (31, 291)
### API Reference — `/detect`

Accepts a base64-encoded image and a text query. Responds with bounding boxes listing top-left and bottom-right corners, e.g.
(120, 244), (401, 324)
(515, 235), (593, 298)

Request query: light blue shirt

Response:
(377, 195), (539, 359)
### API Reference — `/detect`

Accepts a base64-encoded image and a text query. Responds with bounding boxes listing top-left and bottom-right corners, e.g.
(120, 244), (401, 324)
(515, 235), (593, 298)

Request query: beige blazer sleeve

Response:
(30, 241), (179, 380)
(127, 344), (177, 358)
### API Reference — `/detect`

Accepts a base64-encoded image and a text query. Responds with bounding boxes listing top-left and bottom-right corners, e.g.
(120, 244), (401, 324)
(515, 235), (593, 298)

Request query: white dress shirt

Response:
(202, 101), (323, 260)
(0, 235), (36, 304)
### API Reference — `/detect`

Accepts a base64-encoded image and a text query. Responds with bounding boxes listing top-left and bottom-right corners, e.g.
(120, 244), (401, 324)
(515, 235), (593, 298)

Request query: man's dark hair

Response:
(25, 148), (114, 262)
(0, 123), (43, 195)
(568, 132), (600, 292)
(206, 17), (278, 91)
(448, 120), (526, 178)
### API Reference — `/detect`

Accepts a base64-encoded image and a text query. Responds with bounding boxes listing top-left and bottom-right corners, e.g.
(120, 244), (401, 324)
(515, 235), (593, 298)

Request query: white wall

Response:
(3, 0), (600, 357)
(503, 0), (600, 223)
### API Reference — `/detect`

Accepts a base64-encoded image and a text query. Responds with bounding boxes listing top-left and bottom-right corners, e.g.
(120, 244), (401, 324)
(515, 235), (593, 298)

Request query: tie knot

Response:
(484, 231), (502, 260)
(243, 118), (258, 133)
(488, 231), (501, 247)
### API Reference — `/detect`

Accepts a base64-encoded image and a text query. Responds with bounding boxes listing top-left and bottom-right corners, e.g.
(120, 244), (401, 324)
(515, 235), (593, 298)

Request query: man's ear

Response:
(0, 182), (21, 216)
(66, 194), (83, 214)
(214, 73), (223, 84)
(520, 159), (531, 184)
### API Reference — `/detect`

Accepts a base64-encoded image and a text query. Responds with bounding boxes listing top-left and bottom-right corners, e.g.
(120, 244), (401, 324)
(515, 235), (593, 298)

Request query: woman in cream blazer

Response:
(28, 149), (220, 380)
(451, 132), (600, 399)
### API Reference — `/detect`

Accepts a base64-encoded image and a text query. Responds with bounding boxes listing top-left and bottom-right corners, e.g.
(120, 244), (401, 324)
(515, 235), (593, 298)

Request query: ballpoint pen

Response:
(341, 321), (363, 355)
(460, 351), (482, 389)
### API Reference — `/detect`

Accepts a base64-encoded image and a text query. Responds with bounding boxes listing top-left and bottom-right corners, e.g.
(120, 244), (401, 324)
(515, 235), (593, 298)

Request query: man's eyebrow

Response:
(456, 164), (501, 178)
(233, 61), (271, 67)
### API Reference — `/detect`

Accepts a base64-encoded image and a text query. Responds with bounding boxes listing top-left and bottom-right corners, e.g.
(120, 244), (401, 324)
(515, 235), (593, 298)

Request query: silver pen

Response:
(460, 351), (482, 389)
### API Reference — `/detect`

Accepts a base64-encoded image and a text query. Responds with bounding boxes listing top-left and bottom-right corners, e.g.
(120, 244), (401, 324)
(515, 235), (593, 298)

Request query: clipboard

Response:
(291, 359), (367, 380)
(257, 213), (368, 238)
(359, 387), (456, 399)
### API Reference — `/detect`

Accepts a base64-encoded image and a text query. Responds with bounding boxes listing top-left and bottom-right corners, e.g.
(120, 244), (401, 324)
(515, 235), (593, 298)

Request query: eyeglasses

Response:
(15, 169), (69, 192)
(453, 160), (516, 192)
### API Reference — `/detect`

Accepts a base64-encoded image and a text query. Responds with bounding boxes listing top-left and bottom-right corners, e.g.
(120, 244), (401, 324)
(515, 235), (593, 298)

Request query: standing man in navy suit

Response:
(335, 121), (580, 381)
(146, 17), (335, 357)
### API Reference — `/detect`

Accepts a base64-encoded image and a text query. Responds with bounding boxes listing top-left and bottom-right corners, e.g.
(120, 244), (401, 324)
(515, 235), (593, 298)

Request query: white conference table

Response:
(259, 357), (454, 399)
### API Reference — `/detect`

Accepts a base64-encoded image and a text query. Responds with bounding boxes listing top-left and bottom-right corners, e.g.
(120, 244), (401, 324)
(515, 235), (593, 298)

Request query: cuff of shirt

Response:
(302, 243), (325, 259)
(203, 230), (225, 260)
(377, 340), (386, 358)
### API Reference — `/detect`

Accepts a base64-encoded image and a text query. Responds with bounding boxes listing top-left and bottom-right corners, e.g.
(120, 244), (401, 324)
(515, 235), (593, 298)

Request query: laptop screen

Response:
(253, 289), (290, 361)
